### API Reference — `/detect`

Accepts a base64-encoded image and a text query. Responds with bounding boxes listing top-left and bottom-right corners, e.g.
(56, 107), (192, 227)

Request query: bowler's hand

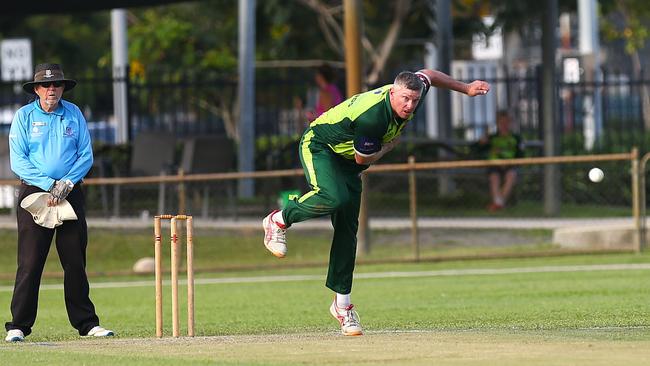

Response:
(466, 80), (490, 97)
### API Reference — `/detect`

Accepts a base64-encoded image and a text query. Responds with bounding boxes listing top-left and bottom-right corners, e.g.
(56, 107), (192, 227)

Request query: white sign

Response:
(1, 39), (33, 82)
(563, 57), (581, 83)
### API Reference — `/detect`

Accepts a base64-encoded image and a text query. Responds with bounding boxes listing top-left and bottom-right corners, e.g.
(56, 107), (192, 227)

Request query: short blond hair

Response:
(394, 71), (423, 92)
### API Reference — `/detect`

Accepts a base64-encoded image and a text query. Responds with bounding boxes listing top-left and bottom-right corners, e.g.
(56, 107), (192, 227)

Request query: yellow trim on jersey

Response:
(329, 142), (356, 160)
(298, 130), (319, 203)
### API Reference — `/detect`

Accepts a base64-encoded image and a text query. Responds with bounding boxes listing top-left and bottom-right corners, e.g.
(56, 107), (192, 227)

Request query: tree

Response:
(0, 12), (110, 73)
(0, 1), (509, 141)
(600, 0), (650, 128)
(123, 0), (440, 138)
(128, 1), (239, 74)
(295, 0), (429, 86)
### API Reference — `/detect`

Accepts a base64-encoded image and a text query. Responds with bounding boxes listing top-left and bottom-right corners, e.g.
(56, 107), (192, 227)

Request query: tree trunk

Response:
(366, 0), (412, 86)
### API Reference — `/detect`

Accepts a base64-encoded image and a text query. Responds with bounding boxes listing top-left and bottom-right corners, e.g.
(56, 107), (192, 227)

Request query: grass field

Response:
(0, 227), (557, 277)
(1, 249), (649, 365)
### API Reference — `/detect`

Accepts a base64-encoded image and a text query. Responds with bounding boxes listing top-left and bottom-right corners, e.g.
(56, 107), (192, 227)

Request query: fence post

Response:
(357, 172), (370, 256)
(158, 170), (166, 215)
(631, 147), (640, 252)
(178, 168), (186, 215)
(113, 184), (121, 218)
(408, 156), (419, 261)
(125, 64), (132, 142)
(639, 152), (650, 252)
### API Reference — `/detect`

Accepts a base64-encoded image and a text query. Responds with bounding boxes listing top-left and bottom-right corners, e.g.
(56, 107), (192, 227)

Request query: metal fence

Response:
(1, 67), (650, 155)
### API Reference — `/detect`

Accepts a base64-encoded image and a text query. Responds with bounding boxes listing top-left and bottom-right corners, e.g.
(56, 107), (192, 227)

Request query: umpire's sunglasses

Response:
(39, 81), (64, 88)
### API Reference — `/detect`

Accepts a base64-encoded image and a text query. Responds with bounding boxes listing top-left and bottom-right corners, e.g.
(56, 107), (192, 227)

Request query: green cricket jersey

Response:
(285, 73), (430, 293)
(307, 81), (428, 161)
(486, 133), (524, 160)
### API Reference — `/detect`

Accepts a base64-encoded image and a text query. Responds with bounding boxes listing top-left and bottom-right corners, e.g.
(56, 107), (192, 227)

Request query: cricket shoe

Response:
(262, 210), (287, 258)
(85, 326), (115, 337)
(5, 329), (24, 342)
(330, 301), (363, 336)
(487, 202), (504, 212)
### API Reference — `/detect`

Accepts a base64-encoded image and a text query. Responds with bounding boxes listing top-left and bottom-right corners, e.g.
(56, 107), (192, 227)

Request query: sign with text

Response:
(1, 39), (32, 82)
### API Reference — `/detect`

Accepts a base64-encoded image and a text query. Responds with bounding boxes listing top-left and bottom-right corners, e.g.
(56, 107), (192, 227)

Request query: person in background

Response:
(478, 110), (524, 212)
(306, 64), (344, 122)
(5, 63), (114, 342)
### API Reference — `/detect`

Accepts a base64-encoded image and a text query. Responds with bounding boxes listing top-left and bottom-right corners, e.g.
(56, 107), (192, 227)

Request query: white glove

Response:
(48, 179), (74, 206)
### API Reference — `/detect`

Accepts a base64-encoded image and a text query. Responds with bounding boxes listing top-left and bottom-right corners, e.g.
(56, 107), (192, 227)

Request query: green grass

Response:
(1, 253), (650, 365)
(0, 227), (559, 277)
(1, 227), (649, 365)
(3, 257), (650, 333)
(410, 200), (632, 218)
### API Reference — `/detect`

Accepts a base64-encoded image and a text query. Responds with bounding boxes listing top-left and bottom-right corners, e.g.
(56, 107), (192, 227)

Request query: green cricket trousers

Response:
(282, 129), (365, 294)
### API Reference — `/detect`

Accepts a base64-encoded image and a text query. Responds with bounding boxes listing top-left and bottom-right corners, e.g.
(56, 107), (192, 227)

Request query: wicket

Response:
(154, 214), (194, 338)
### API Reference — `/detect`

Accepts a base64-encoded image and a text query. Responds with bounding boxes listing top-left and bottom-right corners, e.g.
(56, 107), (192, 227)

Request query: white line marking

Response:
(1, 263), (649, 292)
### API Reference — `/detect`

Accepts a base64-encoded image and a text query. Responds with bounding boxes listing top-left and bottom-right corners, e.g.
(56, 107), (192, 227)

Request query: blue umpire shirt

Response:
(8, 99), (94, 191)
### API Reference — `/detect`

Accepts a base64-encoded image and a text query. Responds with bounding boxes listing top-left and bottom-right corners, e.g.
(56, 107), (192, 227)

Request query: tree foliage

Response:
(4, 0), (619, 84)
(600, 0), (650, 56)
(599, 0), (650, 128)
(0, 0), (569, 79)
(125, 0), (440, 83)
(488, 0), (575, 32)
(128, 0), (239, 75)
(0, 12), (110, 74)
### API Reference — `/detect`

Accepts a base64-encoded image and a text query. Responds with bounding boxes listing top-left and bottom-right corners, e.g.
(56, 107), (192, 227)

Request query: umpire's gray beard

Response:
(44, 97), (60, 108)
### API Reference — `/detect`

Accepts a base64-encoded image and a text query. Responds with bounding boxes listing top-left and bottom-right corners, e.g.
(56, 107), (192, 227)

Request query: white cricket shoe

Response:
(85, 326), (115, 337)
(262, 210), (287, 258)
(330, 301), (363, 336)
(5, 329), (24, 342)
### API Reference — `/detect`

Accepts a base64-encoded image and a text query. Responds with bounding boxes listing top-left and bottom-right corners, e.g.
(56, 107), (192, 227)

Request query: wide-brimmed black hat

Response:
(22, 63), (77, 95)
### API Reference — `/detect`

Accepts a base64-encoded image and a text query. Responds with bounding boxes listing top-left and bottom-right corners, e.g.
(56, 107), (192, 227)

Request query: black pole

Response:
(542, 0), (560, 215)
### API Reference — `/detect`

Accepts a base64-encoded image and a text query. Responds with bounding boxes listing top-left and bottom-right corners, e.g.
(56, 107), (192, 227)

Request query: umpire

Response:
(4, 63), (113, 342)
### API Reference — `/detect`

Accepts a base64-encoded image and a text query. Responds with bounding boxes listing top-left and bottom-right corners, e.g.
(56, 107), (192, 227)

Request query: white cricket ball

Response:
(133, 257), (156, 274)
(588, 167), (604, 183)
